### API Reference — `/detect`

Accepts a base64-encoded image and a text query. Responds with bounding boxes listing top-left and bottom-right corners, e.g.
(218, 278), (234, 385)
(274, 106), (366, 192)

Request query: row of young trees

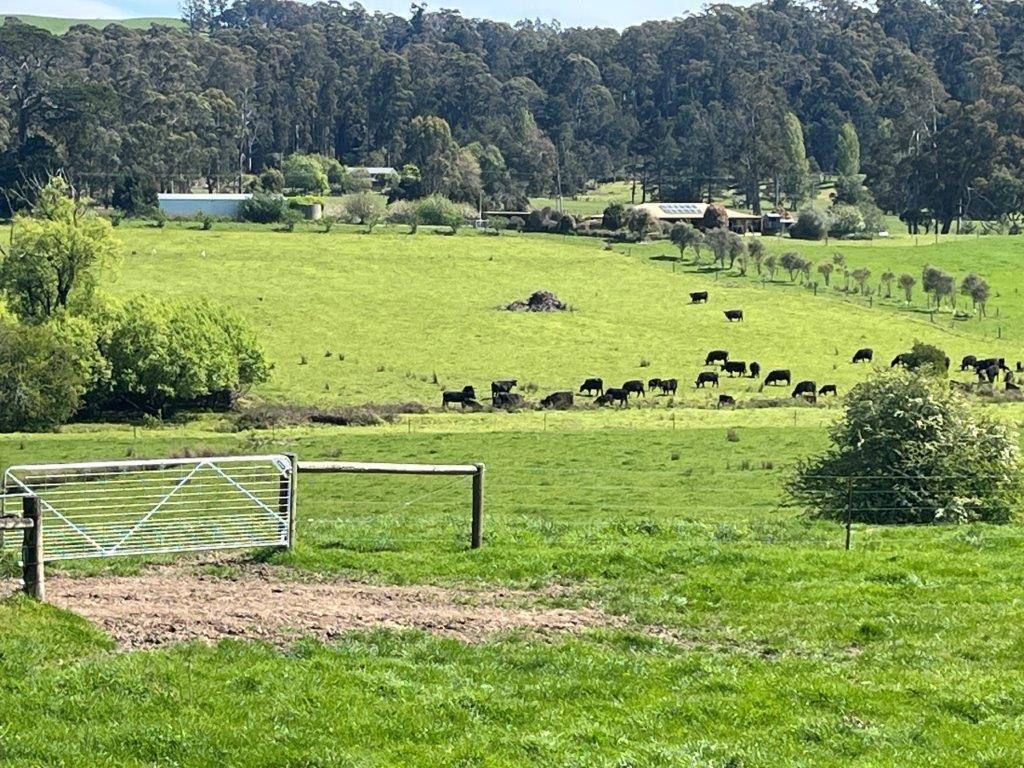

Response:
(0, 178), (270, 431)
(5, 0), (1024, 227)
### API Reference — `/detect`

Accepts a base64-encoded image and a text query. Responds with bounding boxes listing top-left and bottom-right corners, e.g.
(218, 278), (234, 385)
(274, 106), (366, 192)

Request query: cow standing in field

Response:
(891, 353), (911, 367)
(722, 361), (747, 377)
(596, 388), (629, 407)
(979, 365), (1000, 384)
(493, 392), (526, 409)
(647, 378), (663, 393)
(792, 380), (816, 398)
(696, 371), (719, 388)
(579, 378), (604, 396)
(852, 348), (873, 364)
(658, 378), (678, 395)
(961, 355), (978, 371)
(442, 386), (477, 409)
(690, 291), (708, 303)
(491, 379), (517, 400)
(819, 384), (837, 396)
(705, 350), (729, 366)
(622, 380), (646, 398)
(765, 369), (791, 387)
(749, 362), (761, 379)
(724, 309), (744, 322)
(718, 394), (736, 408)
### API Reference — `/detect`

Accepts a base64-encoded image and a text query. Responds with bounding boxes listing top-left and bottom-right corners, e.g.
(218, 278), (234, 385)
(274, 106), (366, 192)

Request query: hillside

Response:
(2, 14), (182, 33)
(105, 224), (1024, 408)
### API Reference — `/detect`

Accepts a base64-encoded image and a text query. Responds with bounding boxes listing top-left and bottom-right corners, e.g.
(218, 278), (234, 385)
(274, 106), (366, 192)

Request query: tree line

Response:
(3, 0), (1024, 231)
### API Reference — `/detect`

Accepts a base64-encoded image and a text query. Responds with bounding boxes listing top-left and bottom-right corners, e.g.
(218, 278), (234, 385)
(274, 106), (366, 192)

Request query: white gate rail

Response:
(2, 454), (296, 562)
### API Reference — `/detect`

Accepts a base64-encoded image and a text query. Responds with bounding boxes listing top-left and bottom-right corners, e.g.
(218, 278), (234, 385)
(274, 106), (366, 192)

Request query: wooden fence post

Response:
(283, 453), (298, 549)
(844, 478), (853, 551)
(21, 495), (44, 601)
(471, 463), (485, 549)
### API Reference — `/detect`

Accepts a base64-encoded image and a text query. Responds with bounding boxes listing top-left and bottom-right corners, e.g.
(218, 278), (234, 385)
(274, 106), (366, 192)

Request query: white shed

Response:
(158, 193), (252, 219)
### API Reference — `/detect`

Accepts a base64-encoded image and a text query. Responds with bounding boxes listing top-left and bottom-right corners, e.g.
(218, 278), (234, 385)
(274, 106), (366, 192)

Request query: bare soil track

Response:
(38, 567), (620, 650)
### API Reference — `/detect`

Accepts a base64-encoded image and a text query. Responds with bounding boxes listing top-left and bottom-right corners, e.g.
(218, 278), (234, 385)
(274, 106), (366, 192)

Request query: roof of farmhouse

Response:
(345, 166), (397, 176)
(631, 202), (760, 221)
(158, 193), (252, 201)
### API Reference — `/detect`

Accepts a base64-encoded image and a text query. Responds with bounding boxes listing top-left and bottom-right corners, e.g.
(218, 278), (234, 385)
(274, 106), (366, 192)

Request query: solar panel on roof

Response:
(658, 203), (703, 215)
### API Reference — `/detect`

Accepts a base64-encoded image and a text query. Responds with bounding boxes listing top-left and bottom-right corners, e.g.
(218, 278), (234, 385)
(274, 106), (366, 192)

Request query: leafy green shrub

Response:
(0, 320), (87, 431)
(239, 193), (286, 223)
(259, 168), (284, 193)
(789, 208), (829, 240)
(414, 195), (463, 231)
(828, 203), (864, 237)
(625, 207), (656, 237)
(895, 340), (949, 374)
(788, 369), (1021, 524)
(196, 211), (214, 230)
(602, 203), (626, 230)
(281, 208), (303, 232)
(282, 154), (329, 195)
(386, 200), (417, 229)
(95, 297), (271, 413)
(342, 192), (386, 232)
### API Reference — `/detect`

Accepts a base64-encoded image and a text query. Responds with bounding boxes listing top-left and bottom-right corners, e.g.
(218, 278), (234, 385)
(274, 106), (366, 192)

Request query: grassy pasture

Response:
(4, 223), (1024, 764)
(105, 223), (1024, 408)
(4, 15), (183, 33)
(3, 421), (1024, 764)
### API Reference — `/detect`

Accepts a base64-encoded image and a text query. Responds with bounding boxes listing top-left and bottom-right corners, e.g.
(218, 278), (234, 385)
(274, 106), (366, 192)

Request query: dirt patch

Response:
(504, 290), (569, 312)
(46, 568), (620, 650)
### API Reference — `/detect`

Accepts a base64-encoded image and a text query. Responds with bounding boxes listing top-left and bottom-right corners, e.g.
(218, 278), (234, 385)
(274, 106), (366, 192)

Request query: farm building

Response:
(630, 202), (762, 232)
(345, 166), (397, 188)
(158, 193), (252, 219)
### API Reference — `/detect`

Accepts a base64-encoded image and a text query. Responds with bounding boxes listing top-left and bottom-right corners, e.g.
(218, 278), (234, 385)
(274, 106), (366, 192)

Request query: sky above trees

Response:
(0, 0), (716, 28)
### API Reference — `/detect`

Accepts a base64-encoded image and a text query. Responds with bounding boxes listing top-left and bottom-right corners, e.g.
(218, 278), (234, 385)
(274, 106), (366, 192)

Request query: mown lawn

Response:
(3, 420), (1024, 765)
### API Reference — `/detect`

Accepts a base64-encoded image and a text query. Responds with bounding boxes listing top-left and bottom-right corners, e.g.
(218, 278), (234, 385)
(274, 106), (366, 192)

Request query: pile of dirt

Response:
(46, 568), (621, 650)
(505, 290), (569, 312)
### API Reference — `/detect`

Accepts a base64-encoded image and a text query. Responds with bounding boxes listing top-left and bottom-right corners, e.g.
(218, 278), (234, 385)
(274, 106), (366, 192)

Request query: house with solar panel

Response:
(629, 202), (763, 233)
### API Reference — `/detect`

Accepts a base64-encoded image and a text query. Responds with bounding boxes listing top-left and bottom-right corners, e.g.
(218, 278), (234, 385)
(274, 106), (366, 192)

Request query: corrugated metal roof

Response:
(631, 202), (760, 220)
(158, 193), (252, 201)
(345, 166), (397, 176)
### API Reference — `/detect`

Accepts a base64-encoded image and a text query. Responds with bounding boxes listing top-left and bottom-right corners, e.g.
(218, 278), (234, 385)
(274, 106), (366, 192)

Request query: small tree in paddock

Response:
(851, 266), (872, 295)
(779, 251), (804, 281)
(705, 227), (732, 268)
(602, 203), (626, 231)
(343, 192), (386, 232)
(817, 261), (834, 286)
(626, 207), (657, 238)
(899, 273), (916, 302)
(971, 279), (991, 316)
(763, 253), (779, 280)
(726, 233), (747, 270)
(880, 270), (895, 298)
(670, 222), (703, 261)
(788, 369), (1022, 524)
(747, 238), (766, 274)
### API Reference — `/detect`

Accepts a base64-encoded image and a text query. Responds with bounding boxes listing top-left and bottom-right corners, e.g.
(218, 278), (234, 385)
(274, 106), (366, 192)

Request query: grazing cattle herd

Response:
(435, 293), (1022, 411)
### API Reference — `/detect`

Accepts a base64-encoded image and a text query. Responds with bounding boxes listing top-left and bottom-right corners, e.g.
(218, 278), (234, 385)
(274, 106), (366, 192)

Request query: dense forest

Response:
(2, 0), (1024, 230)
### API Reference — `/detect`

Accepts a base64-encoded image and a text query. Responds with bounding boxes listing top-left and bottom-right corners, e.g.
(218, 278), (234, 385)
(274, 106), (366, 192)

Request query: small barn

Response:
(630, 202), (762, 233)
(158, 193), (252, 219)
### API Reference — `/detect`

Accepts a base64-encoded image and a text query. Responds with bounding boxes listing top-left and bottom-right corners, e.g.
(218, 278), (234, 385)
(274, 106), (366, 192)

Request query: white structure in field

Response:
(158, 193), (252, 219)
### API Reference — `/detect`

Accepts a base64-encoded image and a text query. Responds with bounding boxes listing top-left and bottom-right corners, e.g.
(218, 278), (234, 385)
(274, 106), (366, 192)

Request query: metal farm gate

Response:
(2, 454), (296, 561)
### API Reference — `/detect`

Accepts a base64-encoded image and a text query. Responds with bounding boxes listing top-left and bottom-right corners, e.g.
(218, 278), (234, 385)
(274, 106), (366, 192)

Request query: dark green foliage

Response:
(789, 209), (829, 240)
(0, 321), (86, 431)
(789, 370), (1022, 524)
(240, 193), (286, 224)
(111, 169), (158, 214)
(414, 195), (463, 231)
(602, 203), (626, 230)
(259, 168), (284, 193)
(701, 204), (729, 231)
(899, 341), (949, 374)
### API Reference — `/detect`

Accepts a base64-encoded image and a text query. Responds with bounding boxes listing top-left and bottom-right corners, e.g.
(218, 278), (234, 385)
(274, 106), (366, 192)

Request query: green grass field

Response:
(4, 15), (183, 33)
(4, 222), (1024, 765)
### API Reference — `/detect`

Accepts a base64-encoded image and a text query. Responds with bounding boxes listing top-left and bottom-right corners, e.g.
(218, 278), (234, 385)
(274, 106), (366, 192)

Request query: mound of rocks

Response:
(505, 290), (569, 312)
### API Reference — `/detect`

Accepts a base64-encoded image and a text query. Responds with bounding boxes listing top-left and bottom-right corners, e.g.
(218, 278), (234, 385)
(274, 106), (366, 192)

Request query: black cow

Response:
(491, 379), (517, 399)
(749, 362), (761, 379)
(724, 309), (744, 322)
(961, 355), (978, 371)
(704, 349), (729, 366)
(493, 392), (525, 409)
(442, 386), (477, 409)
(579, 377), (604, 396)
(819, 384), (837, 396)
(658, 378), (678, 395)
(695, 371), (719, 388)
(891, 353), (911, 368)
(622, 380), (646, 398)
(792, 380), (816, 398)
(765, 369), (791, 386)
(722, 361), (747, 377)
(1017, 361), (1024, 373)
(978, 364), (1000, 384)
(852, 348), (873, 364)
(975, 357), (1007, 373)
(540, 391), (574, 409)
(718, 394), (736, 408)
(690, 291), (708, 303)
(596, 387), (630, 407)
(647, 378), (663, 392)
